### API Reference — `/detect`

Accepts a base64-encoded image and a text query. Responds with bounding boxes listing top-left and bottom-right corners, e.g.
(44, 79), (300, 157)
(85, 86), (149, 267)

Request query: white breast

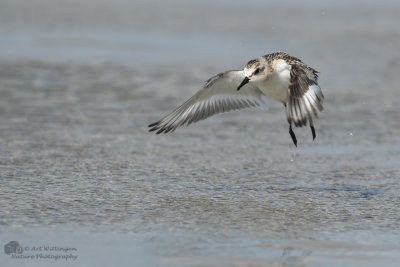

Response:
(258, 61), (291, 103)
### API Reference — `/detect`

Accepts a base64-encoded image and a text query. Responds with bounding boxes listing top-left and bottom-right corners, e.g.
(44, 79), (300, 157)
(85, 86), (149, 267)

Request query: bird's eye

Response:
(254, 68), (261, 75)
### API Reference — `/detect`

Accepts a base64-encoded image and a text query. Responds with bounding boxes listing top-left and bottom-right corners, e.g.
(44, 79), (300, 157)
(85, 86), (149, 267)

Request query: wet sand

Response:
(1, 0), (400, 266)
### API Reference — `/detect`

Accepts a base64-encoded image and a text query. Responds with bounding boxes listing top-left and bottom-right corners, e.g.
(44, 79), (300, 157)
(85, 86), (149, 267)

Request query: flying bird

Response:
(148, 52), (324, 146)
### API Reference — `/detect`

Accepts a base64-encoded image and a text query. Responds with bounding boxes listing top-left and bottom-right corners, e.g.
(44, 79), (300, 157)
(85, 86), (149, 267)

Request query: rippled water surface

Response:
(1, 0), (400, 266)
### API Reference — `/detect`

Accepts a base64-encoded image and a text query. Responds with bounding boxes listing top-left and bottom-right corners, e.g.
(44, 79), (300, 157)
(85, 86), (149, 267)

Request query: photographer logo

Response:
(3, 241), (78, 261)
(4, 241), (23, 255)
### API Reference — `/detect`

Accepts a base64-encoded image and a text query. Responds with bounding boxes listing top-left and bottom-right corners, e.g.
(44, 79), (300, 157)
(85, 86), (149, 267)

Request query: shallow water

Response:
(1, 0), (400, 266)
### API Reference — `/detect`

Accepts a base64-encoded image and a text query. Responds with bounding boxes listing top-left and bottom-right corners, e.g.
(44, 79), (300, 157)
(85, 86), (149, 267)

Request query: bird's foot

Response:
(311, 126), (316, 140)
(289, 125), (297, 147)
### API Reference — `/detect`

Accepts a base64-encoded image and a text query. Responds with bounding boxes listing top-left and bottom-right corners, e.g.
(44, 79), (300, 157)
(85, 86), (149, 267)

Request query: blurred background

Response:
(1, 0), (400, 266)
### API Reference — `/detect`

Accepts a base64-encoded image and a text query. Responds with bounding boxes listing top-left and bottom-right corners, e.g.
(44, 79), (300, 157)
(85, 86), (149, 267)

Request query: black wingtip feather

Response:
(148, 121), (159, 128)
(156, 128), (165, 134)
(149, 125), (160, 132)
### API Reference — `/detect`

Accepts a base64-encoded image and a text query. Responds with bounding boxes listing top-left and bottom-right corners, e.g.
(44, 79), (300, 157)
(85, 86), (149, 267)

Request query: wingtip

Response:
(148, 121), (159, 128)
(149, 121), (163, 134)
(156, 128), (165, 134)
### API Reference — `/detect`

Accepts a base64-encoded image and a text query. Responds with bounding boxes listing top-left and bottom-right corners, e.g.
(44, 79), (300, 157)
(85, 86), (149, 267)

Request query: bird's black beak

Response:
(237, 77), (250, 91)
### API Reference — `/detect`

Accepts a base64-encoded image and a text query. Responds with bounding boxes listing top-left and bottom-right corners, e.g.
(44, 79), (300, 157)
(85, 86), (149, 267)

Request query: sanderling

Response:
(149, 52), (324, 146)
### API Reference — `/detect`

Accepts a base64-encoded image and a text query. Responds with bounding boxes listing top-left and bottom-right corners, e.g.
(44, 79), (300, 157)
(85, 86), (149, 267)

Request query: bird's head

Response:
(237, 58), (268, 90)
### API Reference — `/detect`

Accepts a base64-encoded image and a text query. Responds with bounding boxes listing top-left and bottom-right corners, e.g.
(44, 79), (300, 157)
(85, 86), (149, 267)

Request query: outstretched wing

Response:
(287, 64), (324, 127)
(149, 70), (267, 134)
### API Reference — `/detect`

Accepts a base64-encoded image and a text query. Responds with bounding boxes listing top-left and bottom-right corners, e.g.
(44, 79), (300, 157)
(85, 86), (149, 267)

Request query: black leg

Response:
(289, 124), (297, 147)
(311, 126), (316, 140)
